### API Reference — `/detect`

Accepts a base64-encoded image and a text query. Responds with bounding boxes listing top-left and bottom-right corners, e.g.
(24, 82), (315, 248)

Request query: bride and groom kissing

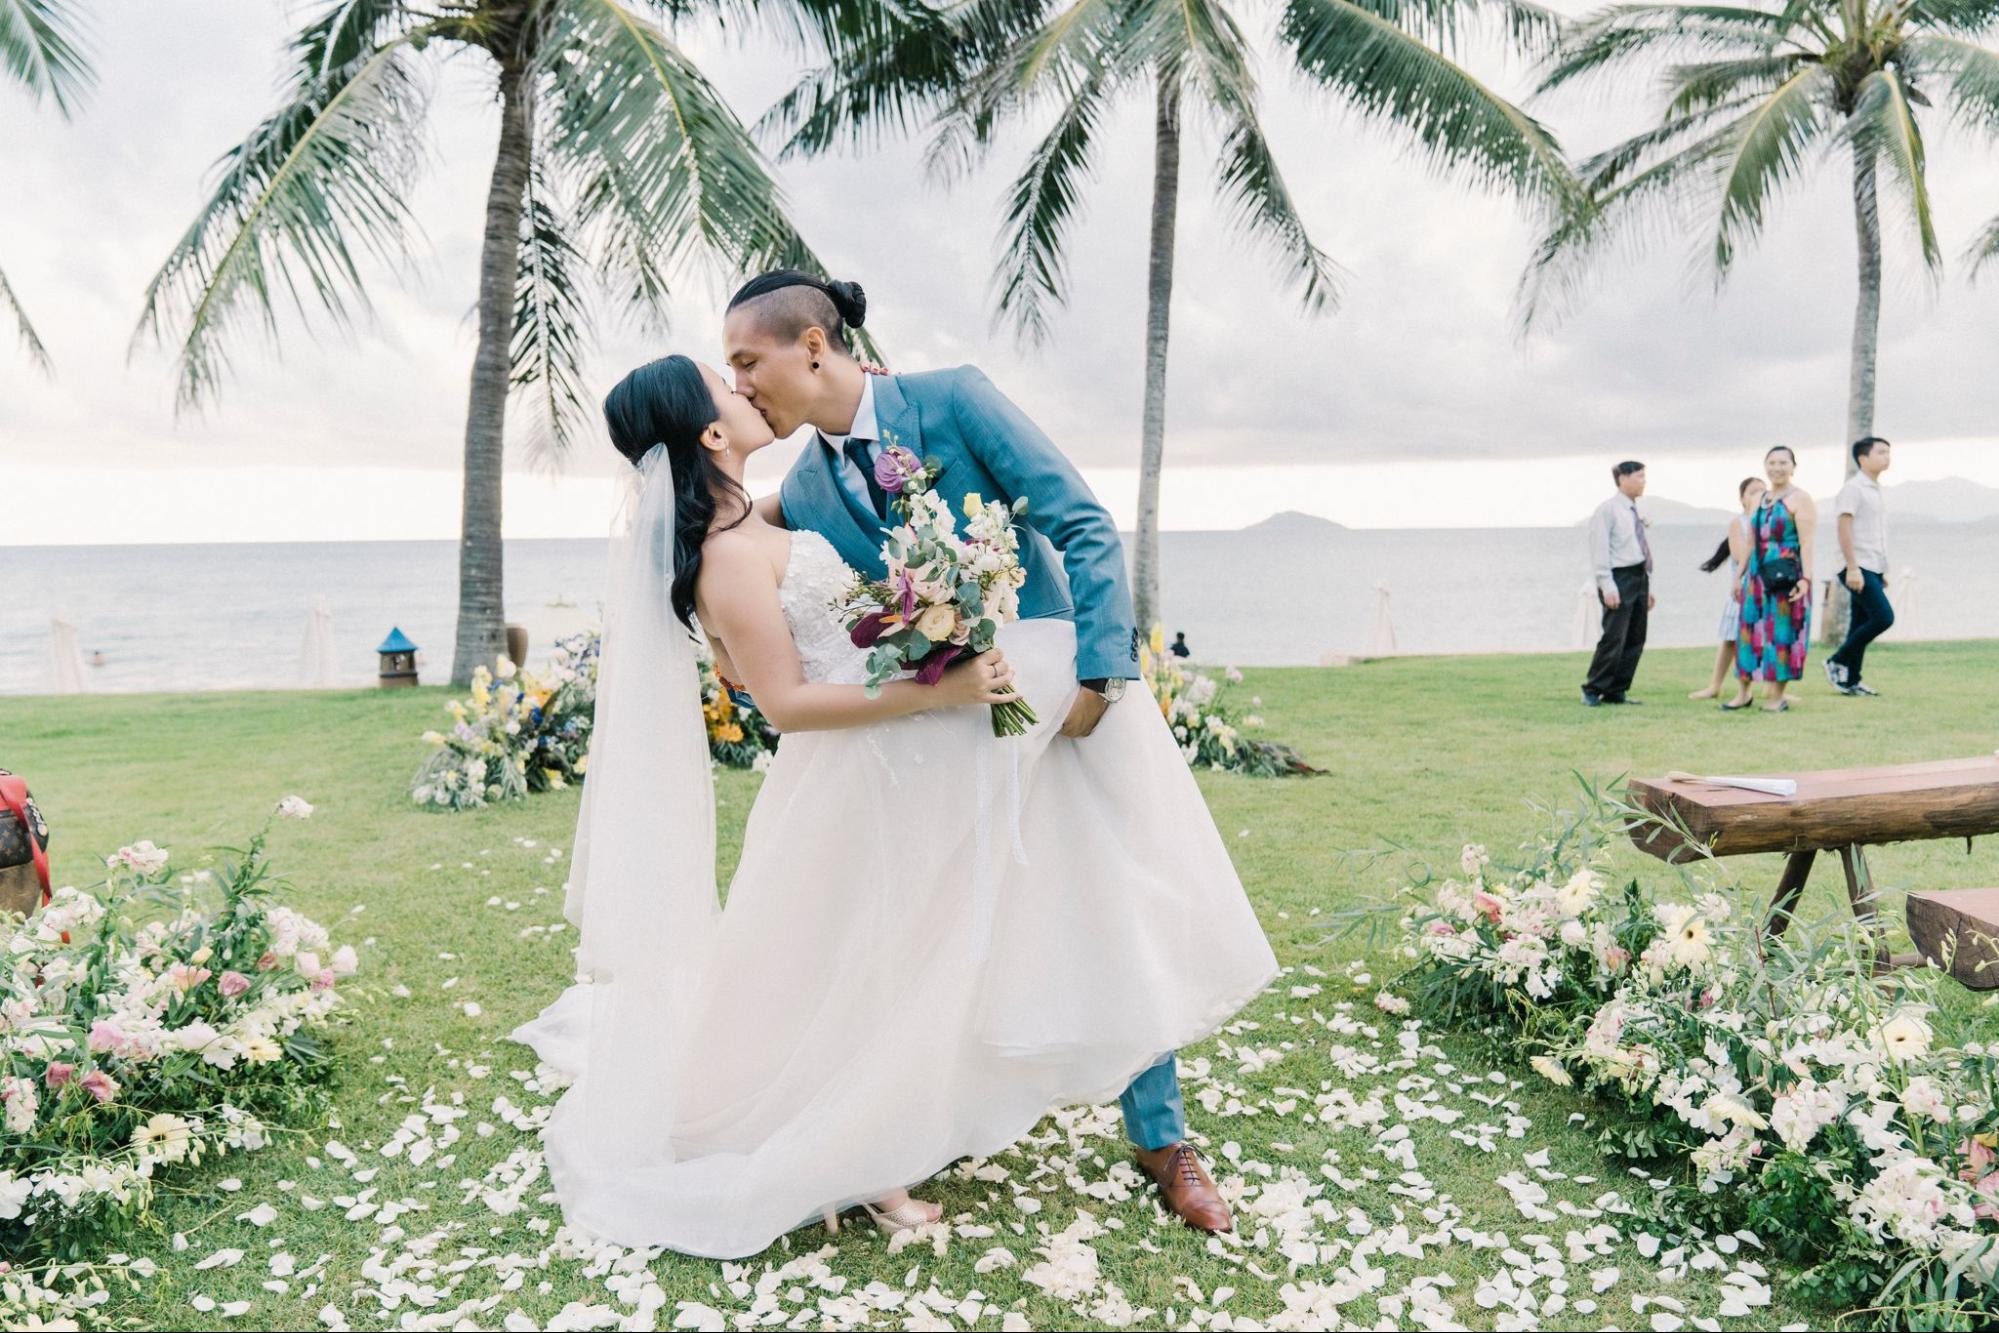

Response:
(512, 269), (1277, 1258)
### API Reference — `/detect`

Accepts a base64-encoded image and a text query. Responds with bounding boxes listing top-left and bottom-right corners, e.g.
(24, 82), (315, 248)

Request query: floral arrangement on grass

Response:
(0, 799), (355, 1315)
(698, 653), (779, 771)
(1374, 786), (1999, 1327)
(1138, 626), (1317, 777)
(411, 631), (598, 811)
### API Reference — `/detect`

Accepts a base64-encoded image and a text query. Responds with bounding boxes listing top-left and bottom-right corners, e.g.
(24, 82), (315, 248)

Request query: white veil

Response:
(515, 442), (718, 1205)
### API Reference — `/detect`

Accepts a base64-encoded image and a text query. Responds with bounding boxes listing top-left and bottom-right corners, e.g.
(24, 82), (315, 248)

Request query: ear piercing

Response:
(811, 360), (820, 371)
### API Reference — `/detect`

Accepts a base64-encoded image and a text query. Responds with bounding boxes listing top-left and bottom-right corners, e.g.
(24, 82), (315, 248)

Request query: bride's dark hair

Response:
(602, 355), (750, 632)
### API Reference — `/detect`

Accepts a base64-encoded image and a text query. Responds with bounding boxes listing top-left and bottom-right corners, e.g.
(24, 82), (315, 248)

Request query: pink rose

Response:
(168, 963), (212, 992)
(218, 971), (251, 998)
(44, 1061), (75, 1089)
(78, 1069), (118, 1104)
(312, 969), (337, 992)
(1471, 891), (1504, 924)
(256, 952), (280, 972)
(88, 1020), (125, 1054)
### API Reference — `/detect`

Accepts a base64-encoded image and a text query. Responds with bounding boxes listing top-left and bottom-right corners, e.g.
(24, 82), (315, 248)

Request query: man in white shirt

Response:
(1826, 437), (1895, 696)
(1581, 461), (1656, 706)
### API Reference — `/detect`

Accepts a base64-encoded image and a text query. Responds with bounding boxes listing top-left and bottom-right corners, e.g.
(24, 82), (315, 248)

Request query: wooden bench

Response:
(1626, 756), (1999, 977)
(1904, 888), (1999, 990)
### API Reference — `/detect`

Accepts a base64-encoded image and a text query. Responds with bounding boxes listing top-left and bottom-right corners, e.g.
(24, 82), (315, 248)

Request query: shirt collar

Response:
(819, 374), (879, 450)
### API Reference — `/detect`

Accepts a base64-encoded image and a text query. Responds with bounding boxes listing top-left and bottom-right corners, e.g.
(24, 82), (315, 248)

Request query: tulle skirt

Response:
(513, 619), (1278, 1257)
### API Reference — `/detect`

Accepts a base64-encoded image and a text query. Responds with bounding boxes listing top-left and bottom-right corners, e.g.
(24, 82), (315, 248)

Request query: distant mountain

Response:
(1244, 510), (1347, 534)
(1882, 476), (1999, 524)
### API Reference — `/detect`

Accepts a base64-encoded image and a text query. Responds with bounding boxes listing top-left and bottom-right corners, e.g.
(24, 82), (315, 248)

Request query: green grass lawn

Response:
(6, 639), (1997, 1330)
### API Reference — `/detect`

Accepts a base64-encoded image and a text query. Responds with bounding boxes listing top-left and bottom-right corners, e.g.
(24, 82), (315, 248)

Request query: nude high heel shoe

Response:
(822, 1195), (942, 1235)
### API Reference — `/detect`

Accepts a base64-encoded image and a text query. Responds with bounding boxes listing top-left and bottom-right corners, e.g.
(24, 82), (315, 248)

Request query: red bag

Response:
(0, 768), (52, 917)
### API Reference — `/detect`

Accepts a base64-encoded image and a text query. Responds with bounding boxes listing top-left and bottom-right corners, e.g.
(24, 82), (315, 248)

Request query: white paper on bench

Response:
(1666, 771), (1800, 798)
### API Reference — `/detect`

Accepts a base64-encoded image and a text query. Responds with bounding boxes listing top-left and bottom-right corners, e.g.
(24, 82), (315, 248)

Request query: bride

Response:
(512, 354), (1277, 1259)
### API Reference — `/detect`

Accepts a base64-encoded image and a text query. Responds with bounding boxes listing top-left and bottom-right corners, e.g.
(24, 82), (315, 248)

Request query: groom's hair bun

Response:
(727, 269), (865, 353)
(823, 278), (867, 329)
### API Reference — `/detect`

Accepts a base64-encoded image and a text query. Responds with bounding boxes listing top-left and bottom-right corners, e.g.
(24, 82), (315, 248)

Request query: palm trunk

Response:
(451, 57), (535, 686)
(1131, 69), (1182, 639)
(1822, 142), (1882, 647)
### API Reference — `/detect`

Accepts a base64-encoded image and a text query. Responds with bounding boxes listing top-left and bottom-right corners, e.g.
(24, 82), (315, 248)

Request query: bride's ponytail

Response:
(603, 355), (750, 632)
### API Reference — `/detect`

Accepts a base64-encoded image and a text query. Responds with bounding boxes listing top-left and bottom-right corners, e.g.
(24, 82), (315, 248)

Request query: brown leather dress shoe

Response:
(1135, 1142), (1232, 1232)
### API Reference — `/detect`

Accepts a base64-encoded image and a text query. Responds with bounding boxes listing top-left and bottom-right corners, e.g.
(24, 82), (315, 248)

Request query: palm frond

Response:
(1968, 211), (1999, 270)
(287, 0), (409, 82)
(1664, 51), (1811, 117)
(1537, 2), (1796, 94)
(923, 0), (1144, 185)
(1282, 0), (1582, 211)
(1212, 105), (1348, 314)
(0, 0), (92, 114)
(1519, 112), (1744, 326)
(758, 0), (1057, 162)
(1901, 32), (1999, 135)
(989, 60), (1114, 346)
(132, 36), (432, 410)
(543, 0), (866, 350)
(1169, 0), (1342, 313)
(1841, 67), (1941, 271)
(1707, 63), (1833, 274)
(1907, 0), (1999, 37)
(511, 158), (595, 467)
(0, 261), (52, 373)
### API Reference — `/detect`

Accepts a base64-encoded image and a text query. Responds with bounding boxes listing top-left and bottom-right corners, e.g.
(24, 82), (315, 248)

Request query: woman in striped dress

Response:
(1724, 446), (1816, 713)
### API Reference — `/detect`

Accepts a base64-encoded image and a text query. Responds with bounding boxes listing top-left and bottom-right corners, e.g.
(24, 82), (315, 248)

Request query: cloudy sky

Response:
(3, 1), (1997, 544)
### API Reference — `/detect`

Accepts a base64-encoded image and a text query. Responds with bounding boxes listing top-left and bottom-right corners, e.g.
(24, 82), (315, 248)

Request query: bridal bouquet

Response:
(835, 440), (1039, 737)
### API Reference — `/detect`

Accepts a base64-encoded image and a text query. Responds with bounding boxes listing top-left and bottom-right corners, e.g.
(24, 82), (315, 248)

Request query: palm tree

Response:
(768, 0), (1578, 631)
(136, 0), (879, 684)
(1524, 1), (1999, 637)
(2, 0), (94, 371)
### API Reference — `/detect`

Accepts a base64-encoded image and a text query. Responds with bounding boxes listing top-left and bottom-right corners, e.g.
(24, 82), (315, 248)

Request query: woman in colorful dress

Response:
(1724, 446), (1816, 712)
(1690, 476), (1766, 699)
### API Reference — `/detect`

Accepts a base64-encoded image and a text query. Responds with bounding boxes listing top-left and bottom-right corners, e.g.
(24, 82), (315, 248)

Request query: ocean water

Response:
(4, 520), (1995, 695)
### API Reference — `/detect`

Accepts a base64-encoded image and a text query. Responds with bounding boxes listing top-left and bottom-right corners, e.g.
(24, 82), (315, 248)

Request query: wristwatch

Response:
(1080, 677), (1127, 704)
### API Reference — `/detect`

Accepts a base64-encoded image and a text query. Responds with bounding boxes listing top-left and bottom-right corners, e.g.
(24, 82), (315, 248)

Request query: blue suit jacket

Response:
(778, 367), (1140, 682)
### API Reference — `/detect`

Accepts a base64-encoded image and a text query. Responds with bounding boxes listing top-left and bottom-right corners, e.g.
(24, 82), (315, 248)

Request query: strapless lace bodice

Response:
(779, 530), (872, 685)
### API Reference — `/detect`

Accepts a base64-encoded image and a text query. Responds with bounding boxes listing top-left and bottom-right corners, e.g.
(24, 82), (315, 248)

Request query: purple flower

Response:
(913, 644), (963, 686)
(874, 444), (922, 495)
(850, 609), (891, 648)
(894, 568), (918, 621)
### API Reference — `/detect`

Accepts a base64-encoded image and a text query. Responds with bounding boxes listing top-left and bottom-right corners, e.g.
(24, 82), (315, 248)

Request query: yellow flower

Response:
(962, 491), (983, 519)
(1148, 624), (1166, 656)
(543, 769), (567, 789)
(716, 723), (744, 744)
(575, 755), (589, 775)
(243, 1037), (283, 1065)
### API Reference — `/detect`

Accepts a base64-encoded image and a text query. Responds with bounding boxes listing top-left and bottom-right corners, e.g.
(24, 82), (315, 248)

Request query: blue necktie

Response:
(845, 438), (889, 519)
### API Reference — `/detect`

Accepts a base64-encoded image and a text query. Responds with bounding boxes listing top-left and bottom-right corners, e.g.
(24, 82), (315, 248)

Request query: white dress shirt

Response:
(817, 374), (880, 514)
(1587, 493), (1651, 597)
(1834, 470), (1889, 575)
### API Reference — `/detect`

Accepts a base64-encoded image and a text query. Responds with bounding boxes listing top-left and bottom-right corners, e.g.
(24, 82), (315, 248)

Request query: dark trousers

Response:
(1583, 565), (1649, 700)
(1828, 567), (1894, 684)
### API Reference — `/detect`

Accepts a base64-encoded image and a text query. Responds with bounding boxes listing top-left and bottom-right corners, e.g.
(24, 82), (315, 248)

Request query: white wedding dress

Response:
(515, 526), (1277, 1258)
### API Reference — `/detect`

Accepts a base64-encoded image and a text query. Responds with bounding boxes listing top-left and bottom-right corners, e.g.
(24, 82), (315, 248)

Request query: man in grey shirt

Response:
(1582, 461), (1655, 706)
(1826, 436), (1894, 695)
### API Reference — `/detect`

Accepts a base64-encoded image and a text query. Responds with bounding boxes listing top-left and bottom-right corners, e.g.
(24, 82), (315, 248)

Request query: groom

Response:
(722, 269), (1233, 1232)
